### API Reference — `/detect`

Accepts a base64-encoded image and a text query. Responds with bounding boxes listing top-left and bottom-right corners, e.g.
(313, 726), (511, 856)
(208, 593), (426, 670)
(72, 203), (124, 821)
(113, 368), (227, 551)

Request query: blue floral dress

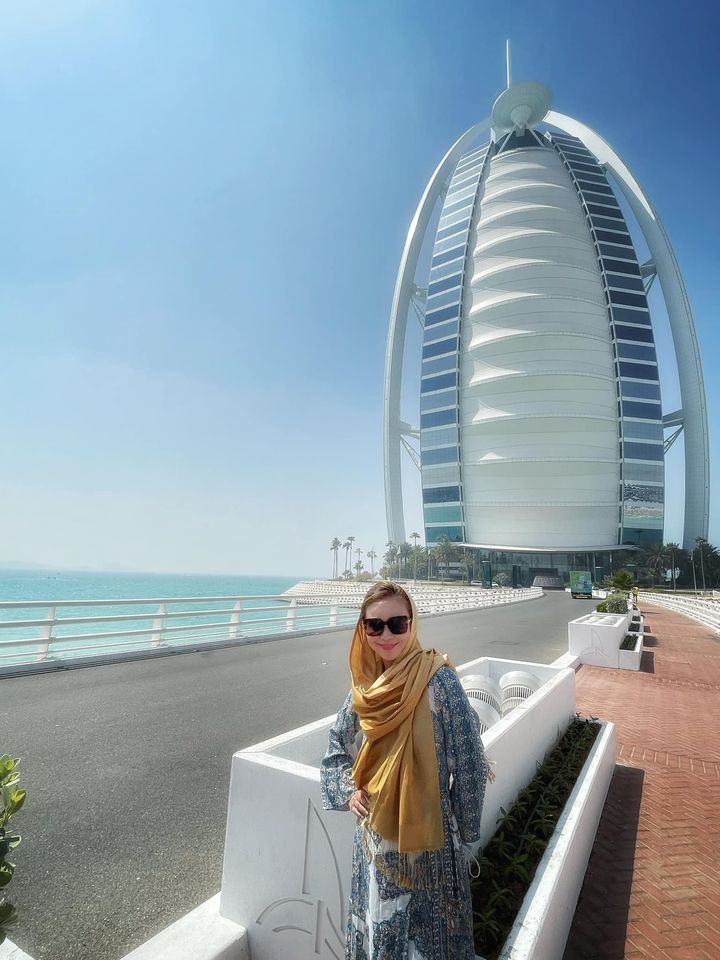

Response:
(321, 666), (488, 960)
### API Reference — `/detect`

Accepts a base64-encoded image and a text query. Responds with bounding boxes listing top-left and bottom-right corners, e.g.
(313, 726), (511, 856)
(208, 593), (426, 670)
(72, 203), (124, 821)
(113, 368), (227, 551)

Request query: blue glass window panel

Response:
(595, 227), (631, 244)
(425, 318), (459, 341)
(456, 152), (486, 172)
(430, 259), (465, 283)
(624, 442), (664, 462)
(621, 379), (661, 400)
(434, 232), (469, 254)
(593, 215), (628, 232)
(423, 485), (460, 503)
(424, 505), (463, 523)
(440, 207), (474, 231)
(560, 146), (593, 159)
(441, 196), (475, 218)
(607, 274), (645, 292)
(425, 525), (464, 543)
(425, 303), (461, 326)
(618, 342), (658, 362)
(623, 482), (664, 503)
(431, 245), (465, 268)
(445, 185), (477, 206)
(426, 288), (462, 311)
(422, 354), (457, 377)
(599, 242), (636, 260)
(623, 420), (663, 441)
(421, 372), (458, 394)
(619, 360), (657, 380)
(578, 182), (615, 197)
(420, 389), (456, 411)
(613, 307), (652, 326)
(623, 461), (664, 482)
(622, 399), (662, 419)
(428, 273), (463, 297)
(422, 337), (457, 359)
(421, 409), (458, 429)
(611, 289), (647, 308)
(422, 446), (459, 465)
(436, 219), (470, 242)
(587, 201), (621, 218)
(421, 426), (459, 450)
(570, 160), (603, 174)
(604, 258), (641, 276)
(574, 168), (607, 182)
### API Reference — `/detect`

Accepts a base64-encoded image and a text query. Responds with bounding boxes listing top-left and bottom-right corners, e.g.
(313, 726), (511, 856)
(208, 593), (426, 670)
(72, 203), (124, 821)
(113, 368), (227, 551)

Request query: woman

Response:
(321, 581), (488, 959)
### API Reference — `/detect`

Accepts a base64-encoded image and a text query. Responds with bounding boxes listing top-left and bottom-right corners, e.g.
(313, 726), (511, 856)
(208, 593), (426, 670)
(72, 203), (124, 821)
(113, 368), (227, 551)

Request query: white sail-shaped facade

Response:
(460, 146), (619, 548)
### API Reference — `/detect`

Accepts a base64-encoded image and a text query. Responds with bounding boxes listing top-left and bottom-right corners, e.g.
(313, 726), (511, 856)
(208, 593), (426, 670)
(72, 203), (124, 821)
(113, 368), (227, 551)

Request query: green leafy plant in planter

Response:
(620, 633), (640, 650)
(605, 591), (629, 614)
(0, 755), (26, 946)
(595, 601), (608, 612)
(471, 716), (600, 960)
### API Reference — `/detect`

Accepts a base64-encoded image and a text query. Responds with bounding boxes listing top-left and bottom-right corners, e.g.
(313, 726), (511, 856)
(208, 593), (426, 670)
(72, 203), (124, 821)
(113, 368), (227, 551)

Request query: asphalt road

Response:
(1, 590), (594, 960)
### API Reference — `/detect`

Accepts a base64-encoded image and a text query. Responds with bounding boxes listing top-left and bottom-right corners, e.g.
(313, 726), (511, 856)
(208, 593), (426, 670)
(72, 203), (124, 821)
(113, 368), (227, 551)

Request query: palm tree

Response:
(641, 543), (670, 587)
(410, 532), (420, 581)
(384, 542), (399, 579)
(398, 542), (412, 580)
(696, 536), (708, 592)
(367, 548), (377, 576)
(330, 538), (341, 579)
(342, 539), (351, 576)
(354, 559), (364, 579)
(665, 542), (681, 592)
(355, 547), (362, 574)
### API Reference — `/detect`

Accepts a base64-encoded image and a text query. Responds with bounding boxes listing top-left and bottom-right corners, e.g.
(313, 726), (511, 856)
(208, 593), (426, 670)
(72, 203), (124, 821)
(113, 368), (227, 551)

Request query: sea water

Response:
(0, 569), (341, 664)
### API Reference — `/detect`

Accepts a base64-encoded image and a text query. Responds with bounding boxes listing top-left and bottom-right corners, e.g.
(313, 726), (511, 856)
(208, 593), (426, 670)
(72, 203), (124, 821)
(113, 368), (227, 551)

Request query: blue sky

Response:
(1, 0), (718, 576)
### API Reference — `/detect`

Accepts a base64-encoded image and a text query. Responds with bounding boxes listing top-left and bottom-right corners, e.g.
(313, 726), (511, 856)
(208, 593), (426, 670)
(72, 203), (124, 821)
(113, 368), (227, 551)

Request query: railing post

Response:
(230, 600), (242, 640)
(38, 605), (56, 661)
(330, 604), (338, 628)
(151, 603), (166, 647)
(286, 599), (297, 633)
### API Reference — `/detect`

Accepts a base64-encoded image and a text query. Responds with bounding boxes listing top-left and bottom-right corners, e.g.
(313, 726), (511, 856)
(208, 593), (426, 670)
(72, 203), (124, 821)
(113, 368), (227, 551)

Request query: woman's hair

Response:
(360, 581), (413, 620)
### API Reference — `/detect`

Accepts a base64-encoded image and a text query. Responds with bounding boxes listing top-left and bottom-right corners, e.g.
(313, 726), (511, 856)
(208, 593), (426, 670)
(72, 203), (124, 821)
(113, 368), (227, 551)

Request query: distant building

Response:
(384, 80), (709, 573)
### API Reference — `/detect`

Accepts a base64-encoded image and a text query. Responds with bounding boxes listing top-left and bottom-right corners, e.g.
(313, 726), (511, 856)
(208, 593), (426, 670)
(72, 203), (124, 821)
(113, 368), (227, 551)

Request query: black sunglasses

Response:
(363, 615), (412, 637)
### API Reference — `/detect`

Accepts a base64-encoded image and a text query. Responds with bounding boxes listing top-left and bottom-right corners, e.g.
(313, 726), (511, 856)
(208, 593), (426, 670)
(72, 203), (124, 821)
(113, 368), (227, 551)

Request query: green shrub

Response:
(595, 601), (608, 612)
(620, 633), (639, 650)
(605, 592), (629, 614)
(0, 755), (25, 946)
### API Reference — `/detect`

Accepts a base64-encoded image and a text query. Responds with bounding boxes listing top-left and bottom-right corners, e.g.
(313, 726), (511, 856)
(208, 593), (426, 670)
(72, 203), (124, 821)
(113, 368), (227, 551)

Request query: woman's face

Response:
(363, 595), (413, 666)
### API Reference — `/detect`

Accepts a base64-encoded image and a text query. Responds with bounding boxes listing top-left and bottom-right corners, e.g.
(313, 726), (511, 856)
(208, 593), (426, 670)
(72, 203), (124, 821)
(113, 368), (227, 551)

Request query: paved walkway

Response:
(564, 603), (720, 960)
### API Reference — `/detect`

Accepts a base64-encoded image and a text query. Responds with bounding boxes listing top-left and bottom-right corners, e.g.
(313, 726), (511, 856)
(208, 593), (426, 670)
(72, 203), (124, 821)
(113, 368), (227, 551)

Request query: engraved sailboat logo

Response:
(255, 797), (346, 957)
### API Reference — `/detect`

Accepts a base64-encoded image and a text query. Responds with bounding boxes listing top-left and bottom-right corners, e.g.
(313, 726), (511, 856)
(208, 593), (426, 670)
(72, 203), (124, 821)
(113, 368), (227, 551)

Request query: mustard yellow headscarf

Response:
(350, 595), (452, 854)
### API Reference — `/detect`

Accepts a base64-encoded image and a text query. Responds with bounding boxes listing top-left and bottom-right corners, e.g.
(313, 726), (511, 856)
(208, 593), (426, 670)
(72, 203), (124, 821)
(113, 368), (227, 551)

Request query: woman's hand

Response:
(349, 789), (370, 819)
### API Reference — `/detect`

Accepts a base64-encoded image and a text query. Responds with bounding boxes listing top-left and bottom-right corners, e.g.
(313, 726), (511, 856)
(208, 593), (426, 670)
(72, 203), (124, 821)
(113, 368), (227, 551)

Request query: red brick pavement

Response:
(563, 604), (720, 960)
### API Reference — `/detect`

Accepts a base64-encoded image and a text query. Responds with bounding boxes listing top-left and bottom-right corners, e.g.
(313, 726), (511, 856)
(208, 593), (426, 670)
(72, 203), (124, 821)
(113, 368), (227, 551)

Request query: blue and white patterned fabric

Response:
(321, 666), (488, 959)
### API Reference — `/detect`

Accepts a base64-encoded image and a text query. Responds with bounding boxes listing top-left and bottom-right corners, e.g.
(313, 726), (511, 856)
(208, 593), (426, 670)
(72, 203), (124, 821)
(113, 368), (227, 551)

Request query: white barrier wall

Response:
(568, 612), (630, 668)
(219, 657), (576, 960)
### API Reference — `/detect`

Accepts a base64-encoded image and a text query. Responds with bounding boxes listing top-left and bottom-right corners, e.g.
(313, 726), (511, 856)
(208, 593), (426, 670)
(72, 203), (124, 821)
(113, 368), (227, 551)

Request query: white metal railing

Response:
(638, 591), (720, 633)
(0, 595), (361, 671)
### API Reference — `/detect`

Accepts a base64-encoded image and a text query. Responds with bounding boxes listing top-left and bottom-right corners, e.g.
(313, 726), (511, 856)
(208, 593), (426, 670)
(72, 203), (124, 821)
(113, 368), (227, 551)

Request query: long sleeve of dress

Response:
(321, 691), (361, 811)
(434, 667), (488, 845)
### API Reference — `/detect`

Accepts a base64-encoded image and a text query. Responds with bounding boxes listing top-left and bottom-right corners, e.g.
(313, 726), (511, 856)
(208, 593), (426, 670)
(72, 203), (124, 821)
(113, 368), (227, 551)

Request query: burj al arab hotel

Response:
(383, 74), (709, 575)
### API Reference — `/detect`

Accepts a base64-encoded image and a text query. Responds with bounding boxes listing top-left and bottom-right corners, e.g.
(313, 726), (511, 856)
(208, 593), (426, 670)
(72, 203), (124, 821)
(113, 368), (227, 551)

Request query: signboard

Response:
(569, 571), (593, 598)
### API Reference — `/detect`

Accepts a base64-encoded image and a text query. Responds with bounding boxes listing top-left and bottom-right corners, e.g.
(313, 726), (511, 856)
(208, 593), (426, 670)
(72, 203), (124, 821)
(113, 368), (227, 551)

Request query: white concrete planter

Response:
(219, 656), (576, 960)
(475, 719), (617, 960)
(618, 631), (643, 671)
(568, 612), (631, 668)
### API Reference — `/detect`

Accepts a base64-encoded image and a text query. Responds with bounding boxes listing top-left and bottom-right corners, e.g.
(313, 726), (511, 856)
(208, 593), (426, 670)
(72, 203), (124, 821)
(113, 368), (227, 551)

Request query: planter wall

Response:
(618, 631), (643, 671)
(568, 612), (631, 668)
(476, 719), (617, 960)
(219, 657), (575, 960)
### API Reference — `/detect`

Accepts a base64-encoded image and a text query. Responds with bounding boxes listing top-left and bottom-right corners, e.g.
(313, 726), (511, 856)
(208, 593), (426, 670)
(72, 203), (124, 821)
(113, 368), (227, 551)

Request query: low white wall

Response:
(568, 613), (630, 668)
(219, 657), (575, 960)
(493, 720), (617, 960)
(119, 895), (248, 960)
